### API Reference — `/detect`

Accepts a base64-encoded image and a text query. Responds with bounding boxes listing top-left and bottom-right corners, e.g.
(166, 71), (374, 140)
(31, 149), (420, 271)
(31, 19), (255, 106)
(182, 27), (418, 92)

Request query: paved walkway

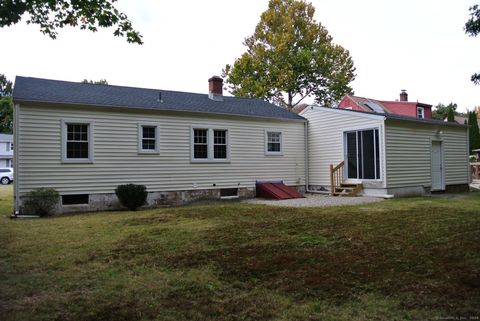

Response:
(244, 193), (385, 208)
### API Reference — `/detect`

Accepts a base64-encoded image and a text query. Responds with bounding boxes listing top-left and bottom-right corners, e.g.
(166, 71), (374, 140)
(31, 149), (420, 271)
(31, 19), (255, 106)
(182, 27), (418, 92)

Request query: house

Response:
(0, 134), (13, 168)
(12, 76), (307, 214)
(444, 107), (480, 129)
(300, 106), (469, 196)
(12, 76), (470, 214)
(338, 90), (433, 119)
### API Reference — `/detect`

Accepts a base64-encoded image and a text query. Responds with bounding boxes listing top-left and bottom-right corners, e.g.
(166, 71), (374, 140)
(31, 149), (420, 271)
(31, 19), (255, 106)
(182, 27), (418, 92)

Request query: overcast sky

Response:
(1, 0), (479, 112)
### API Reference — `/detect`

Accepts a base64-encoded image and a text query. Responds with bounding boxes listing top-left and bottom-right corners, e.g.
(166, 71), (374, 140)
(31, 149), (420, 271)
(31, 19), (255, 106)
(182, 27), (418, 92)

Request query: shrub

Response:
(22, 188), (59, 216)
(115, 184), (147, 211)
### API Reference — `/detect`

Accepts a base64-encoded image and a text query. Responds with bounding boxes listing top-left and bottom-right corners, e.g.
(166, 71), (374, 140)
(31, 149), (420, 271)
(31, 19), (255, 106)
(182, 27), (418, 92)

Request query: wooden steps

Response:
(329, 161), (362, 196)
(332, 183), (363, 197)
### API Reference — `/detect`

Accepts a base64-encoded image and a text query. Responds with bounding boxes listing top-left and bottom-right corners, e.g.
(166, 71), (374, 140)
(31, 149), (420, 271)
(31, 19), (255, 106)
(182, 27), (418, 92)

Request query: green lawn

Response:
(1, 187), (479, 321)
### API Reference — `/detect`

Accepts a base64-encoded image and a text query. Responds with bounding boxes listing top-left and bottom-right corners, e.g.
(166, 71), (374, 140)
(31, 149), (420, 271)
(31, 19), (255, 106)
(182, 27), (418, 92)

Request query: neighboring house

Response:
(12, 76), (470, 215)
(292, 103), (309, 114)
(300, 106), (469, 196)
(0, 134), (13, 168)
(338, 90), (433, 119)
(444, 107), (480, 129)
(12, 76), (307, 214)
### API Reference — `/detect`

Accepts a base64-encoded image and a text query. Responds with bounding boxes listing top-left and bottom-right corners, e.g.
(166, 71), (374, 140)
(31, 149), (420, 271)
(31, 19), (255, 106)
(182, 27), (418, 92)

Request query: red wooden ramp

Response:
(256, 181), (304, 200)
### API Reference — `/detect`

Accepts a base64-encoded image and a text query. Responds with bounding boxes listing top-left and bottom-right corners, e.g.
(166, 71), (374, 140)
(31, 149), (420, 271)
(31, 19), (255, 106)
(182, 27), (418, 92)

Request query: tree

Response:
(432, 102), (458, 120)
(81, 79), (108, 85)
(0, 74), (13, 97)
(223, 0), (355, 109)
(0, 74), (13, 134)
(447, 107), (455, 122)
(0, 97), (13, 133)
(468, 110), (480, 154)
(465, 4), (480, 84)
(0, 0), (142, 44)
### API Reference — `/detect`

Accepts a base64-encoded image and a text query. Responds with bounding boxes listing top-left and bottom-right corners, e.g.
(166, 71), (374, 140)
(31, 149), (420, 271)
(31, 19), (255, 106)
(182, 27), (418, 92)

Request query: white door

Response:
(431, 141), (444, 191)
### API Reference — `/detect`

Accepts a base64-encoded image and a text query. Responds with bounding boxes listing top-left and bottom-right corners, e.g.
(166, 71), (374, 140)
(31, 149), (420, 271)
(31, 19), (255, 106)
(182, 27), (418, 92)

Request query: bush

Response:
(115, 184), (147, 211)
(22, 188), (59, 216)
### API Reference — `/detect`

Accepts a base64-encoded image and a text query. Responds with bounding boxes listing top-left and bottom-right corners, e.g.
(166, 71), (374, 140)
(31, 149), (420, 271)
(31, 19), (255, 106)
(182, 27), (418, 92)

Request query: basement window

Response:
(62, 194), (89, 205)
(220, 188), (238, 198)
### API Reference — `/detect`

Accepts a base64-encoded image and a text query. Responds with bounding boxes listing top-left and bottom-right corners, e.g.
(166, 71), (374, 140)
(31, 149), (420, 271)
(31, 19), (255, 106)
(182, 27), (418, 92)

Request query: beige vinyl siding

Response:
(301, 107), (385, 186)
(385, 120), (469, 188)
(17, 104), (306, 195)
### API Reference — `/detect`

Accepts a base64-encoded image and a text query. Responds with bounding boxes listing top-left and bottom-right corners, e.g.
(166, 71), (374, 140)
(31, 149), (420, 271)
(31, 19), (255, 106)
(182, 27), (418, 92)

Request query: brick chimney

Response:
(400, 89), (408, 102)
(208, 76), (223, 101)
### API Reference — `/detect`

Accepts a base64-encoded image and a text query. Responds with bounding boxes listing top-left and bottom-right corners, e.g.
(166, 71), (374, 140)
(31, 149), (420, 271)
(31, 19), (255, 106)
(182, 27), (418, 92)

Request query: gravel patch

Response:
(244, 193), (385, 208)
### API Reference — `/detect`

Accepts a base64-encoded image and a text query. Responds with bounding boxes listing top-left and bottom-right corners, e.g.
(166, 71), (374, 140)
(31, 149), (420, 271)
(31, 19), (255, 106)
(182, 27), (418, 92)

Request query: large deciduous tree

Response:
(465, 4), (480, 84)
(432, 102), (458, 120)
(0, 0), (142, 44)
(0, 74), (13, 134)
(223, 0), (355, 109)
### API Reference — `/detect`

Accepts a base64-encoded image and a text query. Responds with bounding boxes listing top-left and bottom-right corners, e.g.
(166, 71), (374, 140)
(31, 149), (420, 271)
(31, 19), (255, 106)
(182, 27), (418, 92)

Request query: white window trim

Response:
(61, 119), (94, 164)
(343, 127), (382, 182)
(264, 129), (284, 156)
(417, 107), (425, 119)
(190, 126), (231, 163)
(138, 123), (160, 154)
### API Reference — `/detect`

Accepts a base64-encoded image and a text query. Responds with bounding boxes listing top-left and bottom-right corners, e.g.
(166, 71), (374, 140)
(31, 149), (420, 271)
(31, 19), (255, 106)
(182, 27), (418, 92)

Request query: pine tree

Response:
(447, 108), (455, 122)
(468, 111), (480, 154)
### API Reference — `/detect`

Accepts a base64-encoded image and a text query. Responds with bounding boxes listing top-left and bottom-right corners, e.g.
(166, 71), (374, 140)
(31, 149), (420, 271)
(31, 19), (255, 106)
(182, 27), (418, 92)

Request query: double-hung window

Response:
(193, 129), (209, 159)
(191, 127), (229, 162)
(213, 130), (227, 159)
(265, 130), (283, 155)
(61, 120), (94, 163)
(417, 107), (425, 119)
(138, 124), (159, 153)
(345, 128), (380, 180)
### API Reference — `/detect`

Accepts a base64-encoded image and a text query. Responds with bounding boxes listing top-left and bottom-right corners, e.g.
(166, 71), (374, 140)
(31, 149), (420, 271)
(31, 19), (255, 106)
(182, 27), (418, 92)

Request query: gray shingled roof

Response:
(13, 76), (305, 121)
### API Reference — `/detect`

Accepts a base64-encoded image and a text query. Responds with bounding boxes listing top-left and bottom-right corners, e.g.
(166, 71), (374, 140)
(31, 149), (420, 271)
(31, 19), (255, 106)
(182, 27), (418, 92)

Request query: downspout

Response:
(304, 120), (309, 192)
(467, 124), (471, 184)
(13, 103), (20, 217)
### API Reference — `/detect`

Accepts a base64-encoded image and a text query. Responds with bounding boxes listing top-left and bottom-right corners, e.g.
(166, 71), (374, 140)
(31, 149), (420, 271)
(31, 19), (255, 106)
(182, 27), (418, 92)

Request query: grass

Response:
(0, 186), (479, 321)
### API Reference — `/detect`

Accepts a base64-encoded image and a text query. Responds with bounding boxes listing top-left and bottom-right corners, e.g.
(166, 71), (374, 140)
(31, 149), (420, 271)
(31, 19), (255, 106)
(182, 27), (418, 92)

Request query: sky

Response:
(1, 0), (479, 113)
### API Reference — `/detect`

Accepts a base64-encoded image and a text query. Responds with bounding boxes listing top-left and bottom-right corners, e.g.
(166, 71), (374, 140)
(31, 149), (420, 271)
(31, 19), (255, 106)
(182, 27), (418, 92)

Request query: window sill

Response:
(190, 159), (231, 164)
(61, 159), (94, 164)
(138, 151), (160, 155)
(265, 152), (284, 156)
(344, 179), (383, 183)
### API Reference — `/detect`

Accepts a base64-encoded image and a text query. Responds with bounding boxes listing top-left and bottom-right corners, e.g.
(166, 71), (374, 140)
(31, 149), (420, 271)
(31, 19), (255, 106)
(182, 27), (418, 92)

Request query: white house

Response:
(12, 76), (307, 214)
(12, 76), (470, 215)
(301, 106), (470, 196)
(0, 134), (13, 168)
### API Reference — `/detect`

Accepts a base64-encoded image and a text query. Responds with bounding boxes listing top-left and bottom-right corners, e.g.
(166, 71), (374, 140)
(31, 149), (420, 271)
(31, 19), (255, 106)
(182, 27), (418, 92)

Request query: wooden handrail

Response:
(330, 161), (344, 196)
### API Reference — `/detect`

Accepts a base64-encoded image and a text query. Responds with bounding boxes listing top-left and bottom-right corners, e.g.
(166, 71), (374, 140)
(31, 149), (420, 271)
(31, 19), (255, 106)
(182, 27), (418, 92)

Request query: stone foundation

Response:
(22, 187), (258, 215)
